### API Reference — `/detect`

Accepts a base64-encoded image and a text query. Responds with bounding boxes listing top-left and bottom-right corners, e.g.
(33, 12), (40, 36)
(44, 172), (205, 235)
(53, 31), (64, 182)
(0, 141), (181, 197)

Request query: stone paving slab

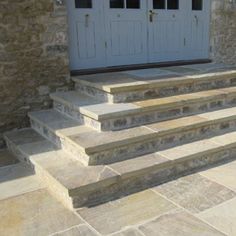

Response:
(52, 225), (99, 236)
(139, 209), (225, 236)
(153, 174), (236, 214)
(111, 228), (143, 236)
(0, 189), (82, 236)
(77, 189), (178, 235)
(157, 139), (222, 161)
(200, 160), (236, 192)
(0, 149), (18, 168)
(197, 197), (236, 236)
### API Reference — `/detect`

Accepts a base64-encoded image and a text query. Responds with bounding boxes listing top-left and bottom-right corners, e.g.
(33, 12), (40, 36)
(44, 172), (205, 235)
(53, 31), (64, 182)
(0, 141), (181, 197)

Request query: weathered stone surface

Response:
(154, 174), (236, 214)
(77, 190), (177, 235)
(0, 189), (82, 236)
(53, 225), (99, 236)
(200, 159), (236, 192)
(139, 210), (225, 236)
(197, 197), (236, 236)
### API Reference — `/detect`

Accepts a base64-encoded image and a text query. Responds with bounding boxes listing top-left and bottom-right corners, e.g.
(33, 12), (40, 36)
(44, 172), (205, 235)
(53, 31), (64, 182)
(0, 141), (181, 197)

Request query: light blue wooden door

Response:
(67, 0), (106, 70)
(184, 0), (210, 60)
(67, 0), (210, 70)
(104, 0), (148, 67)
(147, 0), (187, 62)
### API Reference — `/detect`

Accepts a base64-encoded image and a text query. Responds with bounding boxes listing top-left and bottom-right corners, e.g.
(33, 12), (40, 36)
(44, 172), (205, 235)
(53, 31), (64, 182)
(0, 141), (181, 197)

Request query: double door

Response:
(67, 0), (210, 70)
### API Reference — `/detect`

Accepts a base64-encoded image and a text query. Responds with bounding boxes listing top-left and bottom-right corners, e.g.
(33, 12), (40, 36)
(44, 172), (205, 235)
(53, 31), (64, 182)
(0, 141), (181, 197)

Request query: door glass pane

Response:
(110, 0), (124, 8)
(75, 0), (92, 8)
(126, 0), (140, 9)
(192, 0), (202, 10)
(153, 0), (165, 9)
(167, 0), (179, 9)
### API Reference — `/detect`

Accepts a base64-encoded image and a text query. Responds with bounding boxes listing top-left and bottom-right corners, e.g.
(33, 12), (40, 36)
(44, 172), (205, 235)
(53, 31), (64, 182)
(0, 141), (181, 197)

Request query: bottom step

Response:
(4, 128), (236, 209)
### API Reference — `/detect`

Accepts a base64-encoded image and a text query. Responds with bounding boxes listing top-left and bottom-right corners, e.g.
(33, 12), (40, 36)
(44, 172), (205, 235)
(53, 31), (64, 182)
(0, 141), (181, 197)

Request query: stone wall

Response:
(210, 0), (236, 64)
(0, 0), (71, 148)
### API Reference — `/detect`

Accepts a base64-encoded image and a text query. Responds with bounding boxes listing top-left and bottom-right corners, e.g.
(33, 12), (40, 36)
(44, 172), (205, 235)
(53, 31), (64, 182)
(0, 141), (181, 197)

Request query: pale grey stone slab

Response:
(110, 153), (169, 176)
(68, 125), (155, 153)
(197, 197), (236, 236)
(139, 210), (225, 236)
(112, 228), (143, 236)
(198, 107), (236, 120)
(183, 63), (227, 72)
(0, 149), (18, 168)
(0, 163), (43, 201)
(157, 139), (221, 161)
(154, 174), (236, 214)
(0, 189), (82, 236)
(209, 131), (236, 147)
(53, 225), (99, 236)
(124, 68), (175, 78)
(77, 190), (177, 235)
(147, 115), (208, 132)
(162, 66), (200, 75)
(4, 128), (45, 146)
(51, 91), (100, 107)
(200, 160), (236, 192)
(80, 102), (139, 120)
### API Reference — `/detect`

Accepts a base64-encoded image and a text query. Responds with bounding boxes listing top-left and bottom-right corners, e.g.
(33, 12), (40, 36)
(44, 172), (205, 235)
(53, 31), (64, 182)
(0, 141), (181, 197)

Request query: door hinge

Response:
(184, 38), (186, 46)
(105, 41), (107, 48)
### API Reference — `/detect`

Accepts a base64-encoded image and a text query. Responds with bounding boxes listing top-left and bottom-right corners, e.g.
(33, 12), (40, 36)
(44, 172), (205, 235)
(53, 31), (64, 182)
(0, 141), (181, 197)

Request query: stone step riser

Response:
(75, 75), (236, 103)
(71, 148), (236, 208)
(53, 94), (236, 131)
(30, 114), (236, 166)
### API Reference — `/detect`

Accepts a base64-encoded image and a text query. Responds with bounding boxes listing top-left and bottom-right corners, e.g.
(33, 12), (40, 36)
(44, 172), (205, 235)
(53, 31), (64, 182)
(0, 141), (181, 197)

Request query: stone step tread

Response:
(72, 64), (236, 93)
(5, 128), (236, 197)
(29, 107), (236, 154)
(51, 86), (236, 121)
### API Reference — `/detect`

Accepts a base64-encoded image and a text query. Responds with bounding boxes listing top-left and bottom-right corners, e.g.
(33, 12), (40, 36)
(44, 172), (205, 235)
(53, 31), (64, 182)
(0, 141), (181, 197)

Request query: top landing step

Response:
(72, 63), (236, 103)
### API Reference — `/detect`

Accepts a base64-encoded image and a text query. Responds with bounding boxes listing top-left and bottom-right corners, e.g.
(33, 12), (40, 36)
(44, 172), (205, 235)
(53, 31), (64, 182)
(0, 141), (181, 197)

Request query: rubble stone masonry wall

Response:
(0, 0), (71, 148)
(0, 0), (236, 148)
(210, 0), (236, 64)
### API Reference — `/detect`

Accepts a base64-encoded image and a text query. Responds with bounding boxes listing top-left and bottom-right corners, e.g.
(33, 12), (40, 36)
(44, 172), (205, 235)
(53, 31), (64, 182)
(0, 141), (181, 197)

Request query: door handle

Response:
(194, 15), (199, 26)
(85, 14), (89, 27)
(149, 10), (158, 23)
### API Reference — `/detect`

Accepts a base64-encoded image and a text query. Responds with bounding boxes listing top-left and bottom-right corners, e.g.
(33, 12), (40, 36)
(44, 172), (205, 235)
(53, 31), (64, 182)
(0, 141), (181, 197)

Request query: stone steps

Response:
(73, 64), (236, 103)
(29, 107), (236, 165)
(51, 87), (236, 131)
(4, 128), (236, 209)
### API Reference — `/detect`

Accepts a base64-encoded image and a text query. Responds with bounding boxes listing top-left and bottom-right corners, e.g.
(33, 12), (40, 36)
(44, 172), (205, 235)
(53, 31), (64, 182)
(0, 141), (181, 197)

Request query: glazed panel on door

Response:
(148, 0), (186, 62)
(184, 0), (210, 59)
(67, 0), (106, 70)
(104, 0), (148, 67)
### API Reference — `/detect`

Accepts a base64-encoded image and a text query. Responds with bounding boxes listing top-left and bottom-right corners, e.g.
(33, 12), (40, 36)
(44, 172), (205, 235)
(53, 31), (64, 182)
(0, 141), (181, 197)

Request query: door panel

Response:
(104, 0), (148, 67)
(67, 0), (106, 70)
(148, 0), (186, 62)
(184, 0), (210, 59)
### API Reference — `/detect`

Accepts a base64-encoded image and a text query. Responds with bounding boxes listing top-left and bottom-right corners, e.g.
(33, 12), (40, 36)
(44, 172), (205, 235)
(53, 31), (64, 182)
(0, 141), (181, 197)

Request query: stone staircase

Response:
(4, 63), (236, 210)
